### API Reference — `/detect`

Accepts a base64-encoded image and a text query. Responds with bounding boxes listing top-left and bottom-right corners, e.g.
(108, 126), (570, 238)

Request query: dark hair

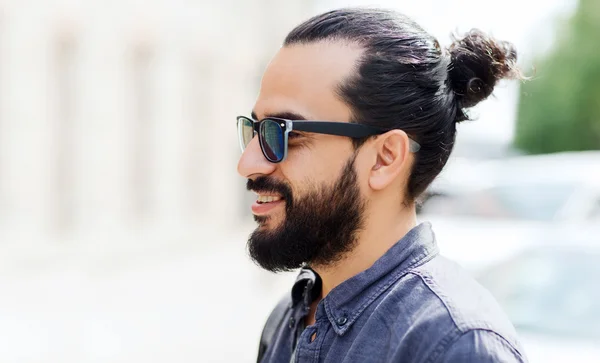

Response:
(284, 8), (522, 202)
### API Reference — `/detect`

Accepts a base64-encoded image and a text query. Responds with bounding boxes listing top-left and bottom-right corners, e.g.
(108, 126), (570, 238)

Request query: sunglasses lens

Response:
(237, 117), (254, 151)
(260, 119), (285, 162)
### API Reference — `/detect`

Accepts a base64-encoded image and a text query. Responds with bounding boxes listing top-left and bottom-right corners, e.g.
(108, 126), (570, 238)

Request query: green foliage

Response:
(515, 0), (600, 154)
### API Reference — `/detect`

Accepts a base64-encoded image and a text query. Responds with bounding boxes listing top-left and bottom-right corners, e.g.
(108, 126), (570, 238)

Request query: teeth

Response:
(257, 195), (282, 203)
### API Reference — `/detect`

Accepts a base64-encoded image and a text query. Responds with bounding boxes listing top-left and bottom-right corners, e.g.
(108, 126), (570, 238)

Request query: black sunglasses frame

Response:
(237, 115), (421, 163)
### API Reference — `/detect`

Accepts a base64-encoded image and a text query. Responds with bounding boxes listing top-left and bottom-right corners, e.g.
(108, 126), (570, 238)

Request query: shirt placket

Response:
(290, 278), (325, 363)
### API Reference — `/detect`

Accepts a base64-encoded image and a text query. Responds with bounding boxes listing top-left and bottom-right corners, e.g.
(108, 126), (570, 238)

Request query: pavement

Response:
(0, 226), (297, 363)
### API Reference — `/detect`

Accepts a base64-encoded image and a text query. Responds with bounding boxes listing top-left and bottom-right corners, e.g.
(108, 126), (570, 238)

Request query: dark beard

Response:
(246, 153), (366, 272)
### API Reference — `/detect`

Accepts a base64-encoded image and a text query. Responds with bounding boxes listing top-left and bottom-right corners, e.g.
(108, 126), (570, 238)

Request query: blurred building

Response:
(0, 0), (315, 252)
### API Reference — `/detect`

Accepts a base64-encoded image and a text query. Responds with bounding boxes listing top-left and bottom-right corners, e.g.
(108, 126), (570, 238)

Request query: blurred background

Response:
(0, 0), (597, 362)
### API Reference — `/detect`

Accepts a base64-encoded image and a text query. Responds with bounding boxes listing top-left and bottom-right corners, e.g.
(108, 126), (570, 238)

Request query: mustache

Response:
(247, 176), (293, 201)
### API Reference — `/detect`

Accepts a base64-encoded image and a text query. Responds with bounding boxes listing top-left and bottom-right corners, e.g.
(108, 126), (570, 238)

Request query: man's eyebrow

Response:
(250, 110), (309, 121)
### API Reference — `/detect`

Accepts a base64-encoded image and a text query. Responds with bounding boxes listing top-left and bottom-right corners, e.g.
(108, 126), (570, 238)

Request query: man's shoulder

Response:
(406, 255), (517, 335)
(374, 255), (524, 359)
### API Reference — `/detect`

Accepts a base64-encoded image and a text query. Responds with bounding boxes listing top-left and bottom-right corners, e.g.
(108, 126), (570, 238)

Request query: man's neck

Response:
(311, 206), (418, 298)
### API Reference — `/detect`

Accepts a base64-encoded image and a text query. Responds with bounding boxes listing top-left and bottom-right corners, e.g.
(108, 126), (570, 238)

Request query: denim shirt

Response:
(258, 222), (528, 363)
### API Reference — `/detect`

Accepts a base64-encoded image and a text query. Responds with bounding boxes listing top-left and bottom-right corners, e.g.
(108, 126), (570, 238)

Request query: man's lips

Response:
(251, 199), (285, 215)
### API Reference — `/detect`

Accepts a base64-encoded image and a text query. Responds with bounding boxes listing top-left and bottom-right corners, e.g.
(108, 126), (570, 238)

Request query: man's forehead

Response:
(264, 41), (362, 83)
(253, 41), (362, 122)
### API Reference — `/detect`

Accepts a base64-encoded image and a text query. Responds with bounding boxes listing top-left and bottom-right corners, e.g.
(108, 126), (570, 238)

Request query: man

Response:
(236, 7), (528, 363)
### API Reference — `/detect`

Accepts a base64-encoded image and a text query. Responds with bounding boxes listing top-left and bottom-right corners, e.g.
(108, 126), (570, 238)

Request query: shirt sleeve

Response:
(438, 329), (527, 363)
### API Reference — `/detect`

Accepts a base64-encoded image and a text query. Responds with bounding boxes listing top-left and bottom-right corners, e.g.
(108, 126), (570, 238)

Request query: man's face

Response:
(237, 41), (369, 272)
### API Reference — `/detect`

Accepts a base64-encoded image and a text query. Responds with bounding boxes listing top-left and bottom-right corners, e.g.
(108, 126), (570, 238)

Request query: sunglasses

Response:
(237, 115), (421, 163)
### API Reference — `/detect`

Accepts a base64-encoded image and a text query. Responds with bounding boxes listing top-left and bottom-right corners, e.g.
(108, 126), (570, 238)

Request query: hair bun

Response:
(447, 29), (521, 112)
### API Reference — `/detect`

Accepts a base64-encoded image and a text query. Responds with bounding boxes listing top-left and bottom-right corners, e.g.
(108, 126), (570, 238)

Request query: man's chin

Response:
(254, 214), (284, 229)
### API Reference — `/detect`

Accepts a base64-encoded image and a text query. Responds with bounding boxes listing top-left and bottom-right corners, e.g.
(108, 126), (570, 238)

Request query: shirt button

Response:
(288, 317), (296, 329)
(336, 316), (348, 326)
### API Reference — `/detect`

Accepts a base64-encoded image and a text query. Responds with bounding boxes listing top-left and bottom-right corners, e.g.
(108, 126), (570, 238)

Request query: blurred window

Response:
(131, 46), (155, 219)
(54, 35), (78, 231)
(184, 57), (213, 220)
(488, 183), (575, 221)
(419, 183), (576, 221)
(477, 248), (600, 339)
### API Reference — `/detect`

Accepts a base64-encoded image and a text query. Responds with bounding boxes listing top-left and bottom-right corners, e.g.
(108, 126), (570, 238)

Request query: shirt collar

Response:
(291, 267), (322, 308)
(290, 222), (438, 336)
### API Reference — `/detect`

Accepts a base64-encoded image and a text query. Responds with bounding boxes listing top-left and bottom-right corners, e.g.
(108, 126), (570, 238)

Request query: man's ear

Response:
(368, 130), (412, 191)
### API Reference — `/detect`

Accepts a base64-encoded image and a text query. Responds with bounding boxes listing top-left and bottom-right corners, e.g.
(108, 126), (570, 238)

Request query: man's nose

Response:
(237, 136), (277, 179)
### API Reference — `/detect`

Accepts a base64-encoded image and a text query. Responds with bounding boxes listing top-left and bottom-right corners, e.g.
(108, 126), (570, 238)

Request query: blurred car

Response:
(475, 242), (600, 362)
(417, 151), (600, 362)
(418, 151), (600, 270)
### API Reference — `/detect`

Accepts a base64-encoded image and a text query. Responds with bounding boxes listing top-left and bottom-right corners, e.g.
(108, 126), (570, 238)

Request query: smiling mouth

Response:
(251, 192), (286, 216)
